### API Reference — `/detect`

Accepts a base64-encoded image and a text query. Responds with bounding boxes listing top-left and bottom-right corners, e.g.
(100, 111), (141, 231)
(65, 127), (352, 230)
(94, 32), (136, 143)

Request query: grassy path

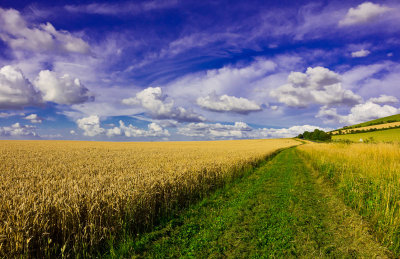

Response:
(107, 147), (390, 258)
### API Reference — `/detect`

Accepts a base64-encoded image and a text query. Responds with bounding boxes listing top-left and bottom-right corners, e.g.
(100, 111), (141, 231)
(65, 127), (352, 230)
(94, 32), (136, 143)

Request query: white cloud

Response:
(0, 8), (90, 54)
(76, 115), (169, 138)
(106, 126), (121, 137)
(0, 112), (11, 118)
(40, 134), (62, 139)
(122, 87), (205, 122)
(341, 63), (388, 89)
(255, 125), (332, 139)
(106, 121), (169, 138)
(65, 0), (178, 15)
(0, 111), (24, 118)
(0, 123), (37, 137)
(0, 65), (42, 109)
(70, 130), (76, 135)
(178, 122), (252, 138)
(34, 70), (94, 105)
(167, 58), (277, 102)
(317, 101), (400, 125)
(76, 115), (105, 136)
(351, 49), (370, 57)
(270, 66), (362, 107)
(197, 93), (261, 114)
(177, 121), (331, 139)
(24, 114), (42, 123)
(339, 2), (392, 26)
(368, 95), (398, 104)
(0, 65), (93, 109)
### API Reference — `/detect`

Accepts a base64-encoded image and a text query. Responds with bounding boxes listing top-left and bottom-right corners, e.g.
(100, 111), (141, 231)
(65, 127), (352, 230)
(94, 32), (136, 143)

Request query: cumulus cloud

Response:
(197, 93), (261, 114)
(0, 123), (37, 137)
(0, 7), (90, 54)
(351, 49), (370, 57)
(24, 114), (42, 123)
(270, 66), (362, 108)
(368, 95), (398, 104)
(76, 115), (169, 138)
(339, 2), (392, 26)
(317, 101), (400, 125)
(106, 121), (169, 137)
(178, 122), (252, 138)
(177, 122), (330, 139)
(76, 115), (105, 136)
(122, 87), (205, 122)
(0, 65), (42, 109)
(255, 125), (332, 139)
(0, 65), (93, 109)
(34, 70), (94, 105)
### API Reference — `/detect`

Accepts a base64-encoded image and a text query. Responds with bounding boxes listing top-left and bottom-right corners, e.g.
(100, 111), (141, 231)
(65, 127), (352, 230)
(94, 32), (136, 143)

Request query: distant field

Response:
(0, 139), (298, 257)
(331, 121), (400, 134)
(342, 114), (400, 129)
(332, 127), (400, 142)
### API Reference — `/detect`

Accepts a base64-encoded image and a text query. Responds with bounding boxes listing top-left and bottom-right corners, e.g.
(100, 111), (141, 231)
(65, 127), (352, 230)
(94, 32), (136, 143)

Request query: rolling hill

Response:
(334, 114), (400, 131)
(331, 113), (400, 142)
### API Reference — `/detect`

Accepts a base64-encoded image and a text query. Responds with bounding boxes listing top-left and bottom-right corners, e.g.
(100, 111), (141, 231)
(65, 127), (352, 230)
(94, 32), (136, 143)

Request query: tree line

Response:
(297, 129), (331, 142)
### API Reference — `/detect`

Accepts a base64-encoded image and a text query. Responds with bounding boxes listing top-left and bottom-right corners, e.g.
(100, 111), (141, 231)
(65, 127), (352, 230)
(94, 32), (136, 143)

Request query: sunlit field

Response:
(298, 142), (400, 254)
(332, 127), (400, 142)
(331, 122), (400, 134)
(0, 139), (298, 257)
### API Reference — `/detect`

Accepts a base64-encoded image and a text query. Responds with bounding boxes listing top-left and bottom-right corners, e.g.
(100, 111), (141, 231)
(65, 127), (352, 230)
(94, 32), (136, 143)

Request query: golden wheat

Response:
(298, 142), (400, 254)
(0, 139), (298, 257)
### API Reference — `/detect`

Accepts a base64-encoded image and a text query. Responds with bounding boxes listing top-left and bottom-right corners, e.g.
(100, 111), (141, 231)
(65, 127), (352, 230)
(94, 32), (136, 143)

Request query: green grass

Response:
(339, 114), (400, 129)
(332, 127), (400, 142)
(105, 148), (389, 258)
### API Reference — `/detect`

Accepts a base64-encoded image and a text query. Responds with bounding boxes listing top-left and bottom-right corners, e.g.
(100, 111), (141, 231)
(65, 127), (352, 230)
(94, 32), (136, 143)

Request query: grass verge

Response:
(298, 142), (400, 256)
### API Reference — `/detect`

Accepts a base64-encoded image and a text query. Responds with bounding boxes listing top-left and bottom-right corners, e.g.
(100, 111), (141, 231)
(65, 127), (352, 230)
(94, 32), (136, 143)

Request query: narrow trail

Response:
(108, 147), (391, 258)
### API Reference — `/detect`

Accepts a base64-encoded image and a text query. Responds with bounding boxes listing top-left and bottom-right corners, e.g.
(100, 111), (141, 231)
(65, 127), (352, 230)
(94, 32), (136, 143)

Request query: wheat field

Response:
(0, 139), (298, 257)
(298, 142), (400, 254)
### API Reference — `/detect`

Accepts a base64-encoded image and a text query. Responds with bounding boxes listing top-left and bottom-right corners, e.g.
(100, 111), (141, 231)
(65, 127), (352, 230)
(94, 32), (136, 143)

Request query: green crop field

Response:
(332, 127), (400, 142)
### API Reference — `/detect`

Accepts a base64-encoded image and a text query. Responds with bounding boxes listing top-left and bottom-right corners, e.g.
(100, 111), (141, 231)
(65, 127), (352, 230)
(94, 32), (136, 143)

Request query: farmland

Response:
(109, 147), (390, 258)
(0, 139), (298, 257)
(1, 116), (400, 257)
(298, 142), (400, 254)
(331, 121), (400, 134)
(332, 127), (400, 142)
(335, 114), (400, 130)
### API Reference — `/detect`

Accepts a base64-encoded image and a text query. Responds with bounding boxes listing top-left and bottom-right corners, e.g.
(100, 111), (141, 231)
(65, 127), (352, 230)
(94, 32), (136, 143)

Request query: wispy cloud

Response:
(64, 0), (178, 15)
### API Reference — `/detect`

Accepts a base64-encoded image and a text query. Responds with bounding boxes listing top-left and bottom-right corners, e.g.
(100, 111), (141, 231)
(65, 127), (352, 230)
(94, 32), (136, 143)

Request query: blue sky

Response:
(0, 0), (399, 140)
